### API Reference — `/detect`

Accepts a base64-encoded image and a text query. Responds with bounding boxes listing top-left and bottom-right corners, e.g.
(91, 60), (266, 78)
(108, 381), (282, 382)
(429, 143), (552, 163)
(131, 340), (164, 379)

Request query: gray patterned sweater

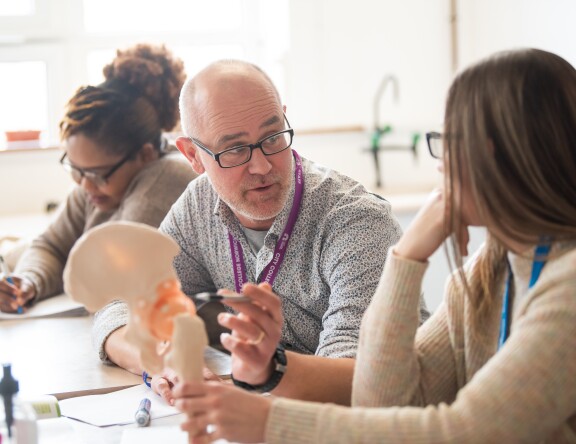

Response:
(93, 154), (429, 360)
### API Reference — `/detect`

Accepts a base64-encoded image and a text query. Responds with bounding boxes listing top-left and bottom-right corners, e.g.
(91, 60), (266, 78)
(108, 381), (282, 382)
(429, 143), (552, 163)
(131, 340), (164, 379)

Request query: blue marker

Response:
(135, 398), (151, 427)
(0, 255), (22, 314)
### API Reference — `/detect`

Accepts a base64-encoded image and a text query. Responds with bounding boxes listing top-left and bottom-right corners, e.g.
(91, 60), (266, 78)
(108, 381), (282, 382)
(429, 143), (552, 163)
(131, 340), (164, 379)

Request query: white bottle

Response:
(0, 397), (38, 444)
(14, 399), (38, 444)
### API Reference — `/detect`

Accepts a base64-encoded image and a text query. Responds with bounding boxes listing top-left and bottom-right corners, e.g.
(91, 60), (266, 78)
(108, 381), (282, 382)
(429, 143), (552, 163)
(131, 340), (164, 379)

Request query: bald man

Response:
(94, 60), (428, 404)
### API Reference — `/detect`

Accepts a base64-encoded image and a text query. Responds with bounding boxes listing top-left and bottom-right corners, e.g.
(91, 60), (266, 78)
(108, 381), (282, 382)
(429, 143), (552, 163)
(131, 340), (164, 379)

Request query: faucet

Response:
(373, 74), (399, 132)
(367, 74), (419, 188)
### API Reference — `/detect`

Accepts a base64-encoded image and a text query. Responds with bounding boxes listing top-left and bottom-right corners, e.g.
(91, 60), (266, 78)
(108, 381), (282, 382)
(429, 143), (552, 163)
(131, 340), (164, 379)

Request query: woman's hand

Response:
(394, 188), (470, 262)
(0, 276), (36, 313)
(173, 380), (271, 443)
(218, 282), (283, 386)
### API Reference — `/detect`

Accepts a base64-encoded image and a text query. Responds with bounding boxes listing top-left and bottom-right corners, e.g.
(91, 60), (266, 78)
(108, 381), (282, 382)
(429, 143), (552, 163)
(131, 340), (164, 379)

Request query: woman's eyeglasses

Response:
(60, 146), (140, 187)
(425, 132), (443, 159)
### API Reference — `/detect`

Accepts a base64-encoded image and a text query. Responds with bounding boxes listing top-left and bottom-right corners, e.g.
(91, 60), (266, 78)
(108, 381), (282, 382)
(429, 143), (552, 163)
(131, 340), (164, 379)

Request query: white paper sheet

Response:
(37, 417), (78, 444)
(0, 293), (87, 320)
(59, 384), (179, 427)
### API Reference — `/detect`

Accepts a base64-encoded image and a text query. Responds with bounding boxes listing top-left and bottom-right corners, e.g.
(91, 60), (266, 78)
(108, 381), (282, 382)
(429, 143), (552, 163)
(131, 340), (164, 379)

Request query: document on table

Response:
(60, 384), (179, 427)
(0, 293), (87, 321)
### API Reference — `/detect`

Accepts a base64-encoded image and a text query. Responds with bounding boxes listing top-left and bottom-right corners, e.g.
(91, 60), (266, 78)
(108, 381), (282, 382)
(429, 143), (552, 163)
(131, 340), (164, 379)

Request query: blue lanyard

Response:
(498, 242), (551, 350)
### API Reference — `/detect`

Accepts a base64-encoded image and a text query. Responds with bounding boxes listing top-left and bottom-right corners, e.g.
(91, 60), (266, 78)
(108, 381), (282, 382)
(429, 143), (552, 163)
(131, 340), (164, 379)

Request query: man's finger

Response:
(202, 367), (222, 382)
(154, 377), (174, 405)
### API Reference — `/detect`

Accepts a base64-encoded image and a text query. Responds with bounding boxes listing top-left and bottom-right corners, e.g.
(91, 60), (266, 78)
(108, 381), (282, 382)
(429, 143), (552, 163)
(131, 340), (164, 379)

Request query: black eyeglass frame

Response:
(426, 131), (443, 159)
(59, 145), (141, 187)
(191, 114), (294, 169)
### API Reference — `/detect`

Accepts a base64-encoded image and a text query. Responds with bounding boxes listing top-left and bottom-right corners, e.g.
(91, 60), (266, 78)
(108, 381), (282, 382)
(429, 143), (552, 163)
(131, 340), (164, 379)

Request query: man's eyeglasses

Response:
(426, 132), (443, 159)
(60, 146), (141, 187)
(192, 115), (294, 169)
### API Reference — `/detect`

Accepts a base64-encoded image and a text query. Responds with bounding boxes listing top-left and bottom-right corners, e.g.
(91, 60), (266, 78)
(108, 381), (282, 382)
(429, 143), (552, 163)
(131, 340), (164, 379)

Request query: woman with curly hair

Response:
(0, 43), (196, 313)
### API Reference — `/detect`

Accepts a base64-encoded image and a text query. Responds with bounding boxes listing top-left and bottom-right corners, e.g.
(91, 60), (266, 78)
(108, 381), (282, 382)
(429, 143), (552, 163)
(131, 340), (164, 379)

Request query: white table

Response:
(0, 316), (231, 400)
(0, 316), (141, 400)
(1, 315), (233, 443)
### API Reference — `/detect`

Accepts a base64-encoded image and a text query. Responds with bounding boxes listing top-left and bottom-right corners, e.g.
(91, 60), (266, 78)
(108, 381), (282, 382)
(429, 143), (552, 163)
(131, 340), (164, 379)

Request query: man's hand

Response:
(217, 282), (283, 386)
(152, 367), (223, 405)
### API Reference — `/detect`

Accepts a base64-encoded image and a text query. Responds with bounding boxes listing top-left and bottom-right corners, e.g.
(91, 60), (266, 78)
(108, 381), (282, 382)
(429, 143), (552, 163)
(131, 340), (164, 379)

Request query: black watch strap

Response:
(232, 345), (287, 393)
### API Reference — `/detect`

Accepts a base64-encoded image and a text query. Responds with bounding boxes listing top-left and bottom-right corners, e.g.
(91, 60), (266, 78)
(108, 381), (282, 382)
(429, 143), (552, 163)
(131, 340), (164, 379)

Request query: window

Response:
(0, 0), (290, 147)
(0, 61), (48, 135)
(83, 0), (243, 33)
(0, 0), (34, 16)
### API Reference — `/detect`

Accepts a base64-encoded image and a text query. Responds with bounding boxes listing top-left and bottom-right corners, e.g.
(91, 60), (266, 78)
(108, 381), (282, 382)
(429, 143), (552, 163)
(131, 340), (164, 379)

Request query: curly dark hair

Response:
(59, 43), (186, 157)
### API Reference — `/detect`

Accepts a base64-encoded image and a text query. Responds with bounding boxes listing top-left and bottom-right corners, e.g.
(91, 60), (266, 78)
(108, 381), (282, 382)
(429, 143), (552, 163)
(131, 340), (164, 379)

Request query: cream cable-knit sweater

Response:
(266, 243), (576, 443)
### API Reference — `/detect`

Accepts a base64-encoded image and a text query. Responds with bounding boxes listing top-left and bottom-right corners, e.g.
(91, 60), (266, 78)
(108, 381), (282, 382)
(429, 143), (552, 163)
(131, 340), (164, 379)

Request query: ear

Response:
(138, 143), (158, 164)
(282, 104), (287, 114)
(175, 136), (205, 174)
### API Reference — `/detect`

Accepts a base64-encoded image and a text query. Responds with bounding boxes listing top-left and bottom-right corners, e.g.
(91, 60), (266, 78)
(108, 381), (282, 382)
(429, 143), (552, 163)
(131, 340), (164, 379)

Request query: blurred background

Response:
(1, 0), (574, 310)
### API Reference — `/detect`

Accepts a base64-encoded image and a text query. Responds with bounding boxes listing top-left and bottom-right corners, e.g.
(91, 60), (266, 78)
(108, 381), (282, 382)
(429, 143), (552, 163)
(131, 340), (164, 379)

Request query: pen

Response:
(192, 292), (251, 303)
(0, 255), (23, 314)
(134, 398), (151, 427)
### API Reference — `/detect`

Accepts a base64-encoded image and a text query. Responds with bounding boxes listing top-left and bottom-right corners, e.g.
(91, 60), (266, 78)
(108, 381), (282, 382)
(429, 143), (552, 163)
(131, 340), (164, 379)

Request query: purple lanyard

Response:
(228, 150), (304, 293)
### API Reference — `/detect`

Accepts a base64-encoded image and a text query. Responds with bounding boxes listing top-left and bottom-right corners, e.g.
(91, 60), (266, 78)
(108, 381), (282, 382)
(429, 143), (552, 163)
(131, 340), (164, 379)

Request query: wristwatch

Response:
(232, 345), (287, 393)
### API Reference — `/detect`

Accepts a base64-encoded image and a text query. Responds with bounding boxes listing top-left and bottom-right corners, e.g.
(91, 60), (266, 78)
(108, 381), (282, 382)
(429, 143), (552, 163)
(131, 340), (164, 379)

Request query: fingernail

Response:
(218, 313), (231, 322)
(220, 332), (230, 343)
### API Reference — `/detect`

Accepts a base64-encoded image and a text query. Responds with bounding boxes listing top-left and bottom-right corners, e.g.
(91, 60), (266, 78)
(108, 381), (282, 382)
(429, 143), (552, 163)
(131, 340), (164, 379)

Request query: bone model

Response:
(63, 221), (208, 382)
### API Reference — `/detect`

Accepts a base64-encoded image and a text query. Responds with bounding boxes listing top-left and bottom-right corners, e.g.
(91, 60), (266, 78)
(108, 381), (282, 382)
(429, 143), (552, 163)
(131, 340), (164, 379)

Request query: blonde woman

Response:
(173, 48), (576, 443)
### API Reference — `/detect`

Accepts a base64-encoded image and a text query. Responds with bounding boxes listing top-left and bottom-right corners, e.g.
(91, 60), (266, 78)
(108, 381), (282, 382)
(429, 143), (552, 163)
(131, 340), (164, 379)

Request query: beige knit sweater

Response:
(266, 243), (576, 443)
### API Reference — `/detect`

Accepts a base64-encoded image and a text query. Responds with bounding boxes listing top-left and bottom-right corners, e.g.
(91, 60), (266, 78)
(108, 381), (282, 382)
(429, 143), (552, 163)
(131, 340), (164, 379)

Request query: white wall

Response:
(458, 0), (576, 69)
(0, 149), (74, 215)
(285, 0), (452, 131)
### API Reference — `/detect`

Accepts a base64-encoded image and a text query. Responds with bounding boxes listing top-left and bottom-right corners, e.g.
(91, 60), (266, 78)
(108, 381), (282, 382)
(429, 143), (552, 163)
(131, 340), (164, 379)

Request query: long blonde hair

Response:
(443, 48), (576, 327)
